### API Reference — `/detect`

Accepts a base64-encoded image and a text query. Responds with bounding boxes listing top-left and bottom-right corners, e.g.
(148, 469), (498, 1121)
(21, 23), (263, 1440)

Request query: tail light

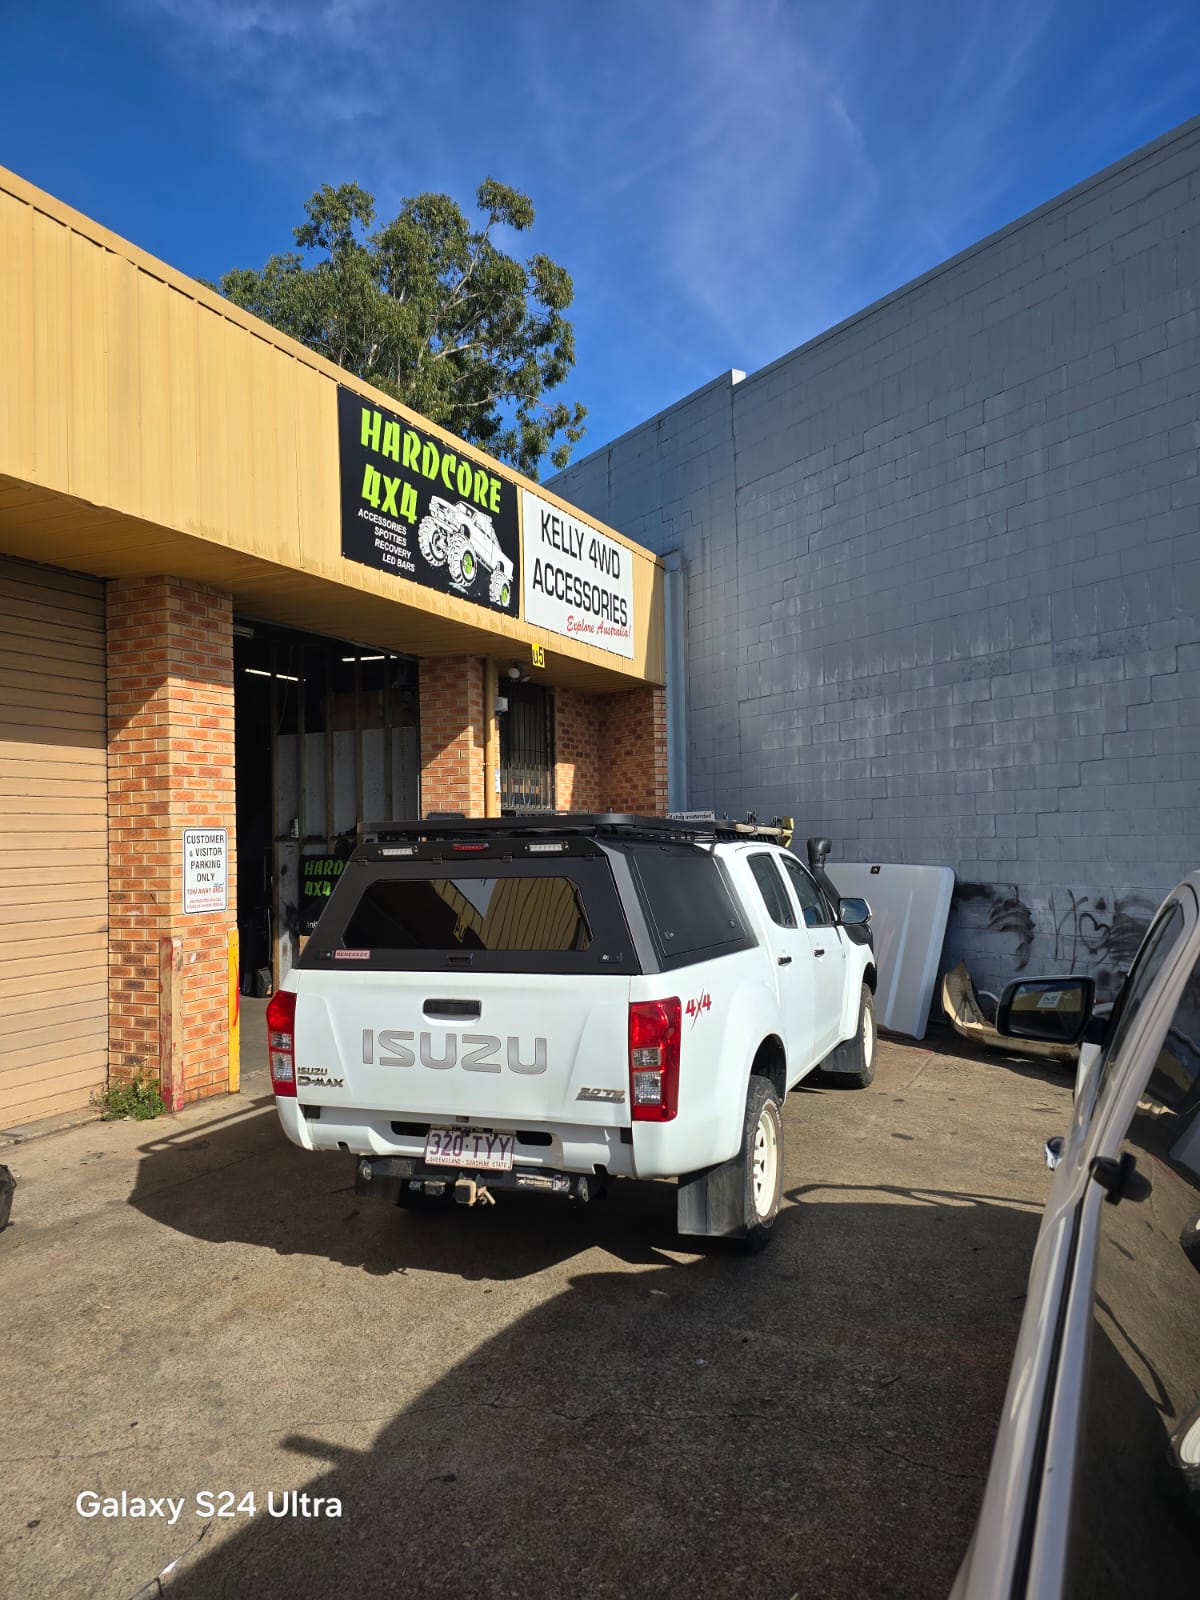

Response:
(266, 989), (297, 1097)
(629, 998), (682, 1121)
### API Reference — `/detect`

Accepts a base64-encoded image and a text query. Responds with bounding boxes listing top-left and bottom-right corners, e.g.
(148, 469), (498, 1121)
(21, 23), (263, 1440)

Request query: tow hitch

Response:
(355, 1157), (598, 1207)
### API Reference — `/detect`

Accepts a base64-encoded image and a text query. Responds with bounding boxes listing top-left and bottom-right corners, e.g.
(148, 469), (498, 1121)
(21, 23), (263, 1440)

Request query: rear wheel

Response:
(740, 1076), (784, 1250)
(675, 1075), (784, 1248)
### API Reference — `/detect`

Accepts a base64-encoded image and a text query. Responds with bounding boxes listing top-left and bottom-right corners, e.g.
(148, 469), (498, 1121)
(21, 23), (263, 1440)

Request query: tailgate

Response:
(292, 970), (633, 1127)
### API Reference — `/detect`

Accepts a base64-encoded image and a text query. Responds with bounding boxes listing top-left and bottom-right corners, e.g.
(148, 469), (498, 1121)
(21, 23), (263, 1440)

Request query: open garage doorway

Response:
(234, 621), (418, 991)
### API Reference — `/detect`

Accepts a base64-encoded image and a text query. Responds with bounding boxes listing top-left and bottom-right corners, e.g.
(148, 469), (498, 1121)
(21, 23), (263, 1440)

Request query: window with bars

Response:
(499, 683), (556, 812)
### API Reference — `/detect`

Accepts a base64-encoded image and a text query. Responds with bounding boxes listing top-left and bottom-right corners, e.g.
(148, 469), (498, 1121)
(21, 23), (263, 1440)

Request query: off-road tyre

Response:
(418, 516), (447, 567)
(447, 531), (477, 588)
(489, 569), (512, 607)
(820, 983), (876, 1088)
(740, 1076), (784, 1251)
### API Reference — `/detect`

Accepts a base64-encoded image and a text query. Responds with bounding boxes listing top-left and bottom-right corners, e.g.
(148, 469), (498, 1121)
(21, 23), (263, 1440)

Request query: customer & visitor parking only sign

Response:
(183, 828), (228, 914)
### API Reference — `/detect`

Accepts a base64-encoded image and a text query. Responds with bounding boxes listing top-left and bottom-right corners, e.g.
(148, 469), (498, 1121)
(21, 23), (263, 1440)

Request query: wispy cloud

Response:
(122, 0), (400, 178)
(916, 0), (1057, 248)
(646, 0), (881, 362)
(114, 0), (1200, 446)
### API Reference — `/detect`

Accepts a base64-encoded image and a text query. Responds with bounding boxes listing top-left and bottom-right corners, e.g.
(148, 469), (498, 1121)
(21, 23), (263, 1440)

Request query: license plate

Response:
(424, 1127), (514, 1171)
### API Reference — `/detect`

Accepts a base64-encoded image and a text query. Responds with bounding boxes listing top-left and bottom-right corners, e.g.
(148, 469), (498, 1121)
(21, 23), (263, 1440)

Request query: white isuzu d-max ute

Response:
(267, 814), (876, 1249)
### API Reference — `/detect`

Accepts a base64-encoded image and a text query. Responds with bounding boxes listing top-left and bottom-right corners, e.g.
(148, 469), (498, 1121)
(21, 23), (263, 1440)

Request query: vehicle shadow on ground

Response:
(128, 1100), (701, 1279)
(151, 1185), (1041, 1600)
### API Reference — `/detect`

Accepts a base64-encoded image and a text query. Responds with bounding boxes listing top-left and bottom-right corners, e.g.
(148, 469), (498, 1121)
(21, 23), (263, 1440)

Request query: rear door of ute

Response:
(291, 846), (637, 1128)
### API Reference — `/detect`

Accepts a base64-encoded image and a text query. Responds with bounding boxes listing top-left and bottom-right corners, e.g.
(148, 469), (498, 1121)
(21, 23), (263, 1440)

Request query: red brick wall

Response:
(555, 684), (667, 815)
(599, 685), (668, 814)
(107, 578), (236, 1106)
(554, 687), (604, 811)
(420, 656), (486, 816)
(420, 664), (665, 820)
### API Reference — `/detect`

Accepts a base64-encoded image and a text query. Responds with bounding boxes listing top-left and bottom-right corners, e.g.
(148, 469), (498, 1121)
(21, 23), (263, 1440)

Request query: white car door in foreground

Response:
(955, 872), (1200, 1598)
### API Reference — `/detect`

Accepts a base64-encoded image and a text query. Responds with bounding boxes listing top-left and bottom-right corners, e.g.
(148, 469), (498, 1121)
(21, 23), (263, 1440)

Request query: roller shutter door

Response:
(0, 558), (107, 1128)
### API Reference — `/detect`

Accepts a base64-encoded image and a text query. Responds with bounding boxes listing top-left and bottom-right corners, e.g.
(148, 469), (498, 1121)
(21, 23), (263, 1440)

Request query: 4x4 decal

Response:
(685, 991), (713, 1026)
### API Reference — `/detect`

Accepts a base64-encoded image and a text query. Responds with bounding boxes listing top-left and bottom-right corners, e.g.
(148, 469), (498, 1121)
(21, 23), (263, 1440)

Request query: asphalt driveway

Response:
(0, 1011), (1072, 1599)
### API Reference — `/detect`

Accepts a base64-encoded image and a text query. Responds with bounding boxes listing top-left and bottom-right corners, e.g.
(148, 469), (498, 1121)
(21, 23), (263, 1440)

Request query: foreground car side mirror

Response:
(838, 897), (871, 927)
(997, 975), (1095, 1047)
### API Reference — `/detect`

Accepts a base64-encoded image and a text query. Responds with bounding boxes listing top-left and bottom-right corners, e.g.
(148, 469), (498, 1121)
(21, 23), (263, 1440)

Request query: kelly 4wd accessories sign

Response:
(521, 489), (634, 659)
(338, 387), (520, 614)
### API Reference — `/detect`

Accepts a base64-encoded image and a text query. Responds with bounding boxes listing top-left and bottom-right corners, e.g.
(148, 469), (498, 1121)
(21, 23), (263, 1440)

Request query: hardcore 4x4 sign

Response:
(337, 387), (521, 615)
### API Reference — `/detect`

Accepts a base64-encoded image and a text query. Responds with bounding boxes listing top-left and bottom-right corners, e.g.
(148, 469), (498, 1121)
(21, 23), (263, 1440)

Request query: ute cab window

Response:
(747, 853), (797, 928)
(780, 856), (832, 928)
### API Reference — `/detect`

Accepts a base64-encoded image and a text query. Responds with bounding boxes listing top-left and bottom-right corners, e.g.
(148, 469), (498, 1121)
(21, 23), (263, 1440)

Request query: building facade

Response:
(0, 166), (665, 1129)
(553, 117), (1200, 1002)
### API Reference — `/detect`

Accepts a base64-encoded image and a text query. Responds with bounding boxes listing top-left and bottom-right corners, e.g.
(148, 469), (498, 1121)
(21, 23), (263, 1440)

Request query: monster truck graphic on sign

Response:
(418, 497), (515, 609)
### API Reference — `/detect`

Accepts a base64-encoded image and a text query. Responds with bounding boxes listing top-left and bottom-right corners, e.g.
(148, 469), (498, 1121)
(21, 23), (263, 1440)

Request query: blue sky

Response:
(3, 1), (1199, 465)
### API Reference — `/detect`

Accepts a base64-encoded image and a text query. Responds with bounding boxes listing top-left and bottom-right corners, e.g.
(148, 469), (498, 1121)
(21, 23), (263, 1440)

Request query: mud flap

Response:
(677, 1159), (745, 1239)
(819, 1035), (857, 1076)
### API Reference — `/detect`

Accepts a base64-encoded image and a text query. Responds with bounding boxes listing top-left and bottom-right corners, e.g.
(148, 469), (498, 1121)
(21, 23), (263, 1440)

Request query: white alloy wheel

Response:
(863, 1001), (875, 1070)
(1179, 1412), (1200, 1468)
(751, 1102), (779, 1219)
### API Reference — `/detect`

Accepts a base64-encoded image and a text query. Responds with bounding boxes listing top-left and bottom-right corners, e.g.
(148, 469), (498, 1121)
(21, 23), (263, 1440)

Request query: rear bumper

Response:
(273, 1097), (738, 1181)
(274, 1096), (637, 1178)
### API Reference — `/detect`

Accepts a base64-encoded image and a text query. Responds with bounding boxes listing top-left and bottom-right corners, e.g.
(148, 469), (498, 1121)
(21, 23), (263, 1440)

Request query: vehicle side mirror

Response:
(838, 897), (871, 927)
(997, 976), (1095, 1046)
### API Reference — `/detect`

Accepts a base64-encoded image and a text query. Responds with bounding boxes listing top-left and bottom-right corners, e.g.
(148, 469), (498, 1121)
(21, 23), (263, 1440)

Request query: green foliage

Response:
(95, 1069), (165, 1122)
(215, 178), (587, 479)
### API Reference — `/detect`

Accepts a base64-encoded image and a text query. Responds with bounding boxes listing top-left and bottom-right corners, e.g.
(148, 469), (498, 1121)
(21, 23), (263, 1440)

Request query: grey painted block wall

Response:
(552, 118), (1200, 1003)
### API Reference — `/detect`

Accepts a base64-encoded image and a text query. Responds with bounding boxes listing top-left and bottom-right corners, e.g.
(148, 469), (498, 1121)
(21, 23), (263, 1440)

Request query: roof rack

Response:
(357, 813), (795, 847)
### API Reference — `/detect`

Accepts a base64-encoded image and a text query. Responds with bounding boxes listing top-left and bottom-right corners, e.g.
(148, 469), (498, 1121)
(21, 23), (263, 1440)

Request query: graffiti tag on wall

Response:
(1048, 889), (1156, 973)
(952, 881), (1156, 998)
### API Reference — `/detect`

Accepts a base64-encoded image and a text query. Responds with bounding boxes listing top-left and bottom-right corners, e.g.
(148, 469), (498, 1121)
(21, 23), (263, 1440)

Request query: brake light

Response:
(629, 998), (682, 1121)
(266, 989), (297, 1097)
